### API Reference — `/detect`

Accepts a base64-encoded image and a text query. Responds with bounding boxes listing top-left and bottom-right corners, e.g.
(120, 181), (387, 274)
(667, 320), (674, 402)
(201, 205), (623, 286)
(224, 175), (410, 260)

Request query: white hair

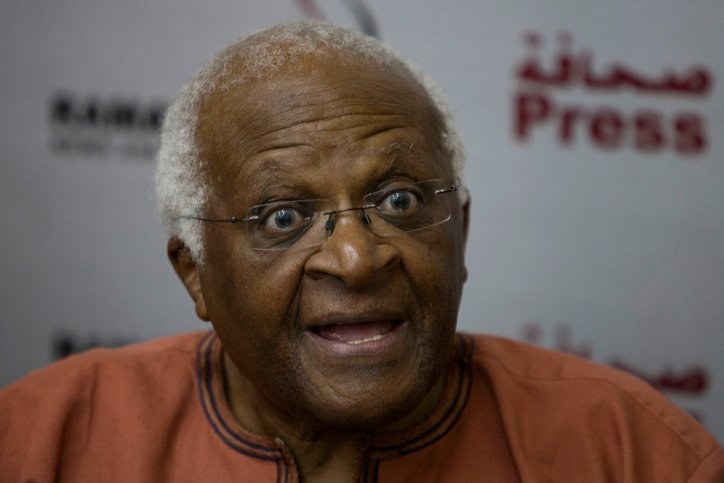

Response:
(155, 20), (465, 261)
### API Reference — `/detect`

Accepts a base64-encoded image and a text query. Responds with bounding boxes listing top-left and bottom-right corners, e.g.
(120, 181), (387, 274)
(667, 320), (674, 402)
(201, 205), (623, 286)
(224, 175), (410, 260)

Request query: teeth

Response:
(346, 334), (384, 345)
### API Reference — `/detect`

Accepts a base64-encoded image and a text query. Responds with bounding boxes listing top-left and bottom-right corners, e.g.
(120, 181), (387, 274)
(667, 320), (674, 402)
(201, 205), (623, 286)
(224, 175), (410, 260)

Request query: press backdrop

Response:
(1, 1), (722, 442)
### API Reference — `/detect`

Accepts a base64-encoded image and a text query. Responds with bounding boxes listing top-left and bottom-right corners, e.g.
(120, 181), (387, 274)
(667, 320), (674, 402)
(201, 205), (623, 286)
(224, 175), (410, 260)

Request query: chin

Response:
(301, 365), (445, 434)
(311, 396), (420, 434)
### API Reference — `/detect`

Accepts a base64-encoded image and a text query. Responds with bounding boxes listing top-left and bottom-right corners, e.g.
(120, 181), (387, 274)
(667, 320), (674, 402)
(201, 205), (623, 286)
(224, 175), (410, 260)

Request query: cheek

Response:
(201, 233), (306, 342)
(203, 248), (310, 395)
(411, 229), (465, 289)
(407, 233), (465, 327)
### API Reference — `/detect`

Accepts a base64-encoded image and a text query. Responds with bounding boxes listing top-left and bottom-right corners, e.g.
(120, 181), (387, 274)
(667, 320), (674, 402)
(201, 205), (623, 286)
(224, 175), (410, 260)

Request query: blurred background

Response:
(1, 1), (722, 442)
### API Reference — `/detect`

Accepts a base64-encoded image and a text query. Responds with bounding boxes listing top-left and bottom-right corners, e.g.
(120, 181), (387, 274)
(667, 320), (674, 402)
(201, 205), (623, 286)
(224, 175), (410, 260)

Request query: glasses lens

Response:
(363, 179), (452, 236)
(246, 199), (326, 250)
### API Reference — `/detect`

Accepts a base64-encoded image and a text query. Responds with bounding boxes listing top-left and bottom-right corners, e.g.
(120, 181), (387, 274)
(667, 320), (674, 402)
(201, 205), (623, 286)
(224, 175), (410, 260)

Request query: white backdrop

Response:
(1, 1), (722, 442)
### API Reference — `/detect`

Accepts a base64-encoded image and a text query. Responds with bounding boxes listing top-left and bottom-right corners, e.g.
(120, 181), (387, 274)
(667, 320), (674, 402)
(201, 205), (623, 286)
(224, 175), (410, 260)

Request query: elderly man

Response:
(1, 21), (722, 482)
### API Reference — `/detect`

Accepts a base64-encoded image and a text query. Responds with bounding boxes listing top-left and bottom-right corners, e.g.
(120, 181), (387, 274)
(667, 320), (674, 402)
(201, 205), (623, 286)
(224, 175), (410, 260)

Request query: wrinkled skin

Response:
(169, 52), (469, 478)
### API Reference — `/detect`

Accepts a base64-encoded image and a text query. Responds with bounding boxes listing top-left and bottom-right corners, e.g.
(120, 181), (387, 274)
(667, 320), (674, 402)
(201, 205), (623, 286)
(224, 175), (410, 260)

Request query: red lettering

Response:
(590, 109), (624, 149)
(674, 114), (707, 154)
(559, 106), (584, 144)
(634, 112), (665, 152)
(514, 92), (551, 140)
(511, 90), (709, 157)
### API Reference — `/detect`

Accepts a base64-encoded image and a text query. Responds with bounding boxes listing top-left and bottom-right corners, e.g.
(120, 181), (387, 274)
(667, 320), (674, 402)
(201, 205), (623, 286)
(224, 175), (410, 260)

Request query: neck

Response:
(222, 353), (446, 482)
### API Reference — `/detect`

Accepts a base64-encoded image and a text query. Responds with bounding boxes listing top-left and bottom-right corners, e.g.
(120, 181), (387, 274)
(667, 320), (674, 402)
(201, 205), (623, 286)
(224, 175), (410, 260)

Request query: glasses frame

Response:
(180, 178), (461, 251)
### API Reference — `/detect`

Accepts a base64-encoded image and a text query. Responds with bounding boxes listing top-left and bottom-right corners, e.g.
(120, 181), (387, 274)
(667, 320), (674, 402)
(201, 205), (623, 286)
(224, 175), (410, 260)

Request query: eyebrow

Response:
(243, 140), (418, 176)
(378, 141), (417, 157)
(237, 139), (431, 203)
(371, 141), (443, 184)
(241, 166), (316, 205)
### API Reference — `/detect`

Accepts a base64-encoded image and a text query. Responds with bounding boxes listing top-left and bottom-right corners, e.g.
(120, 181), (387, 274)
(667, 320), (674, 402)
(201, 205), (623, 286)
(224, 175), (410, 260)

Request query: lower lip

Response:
(305, 321), (408, 358)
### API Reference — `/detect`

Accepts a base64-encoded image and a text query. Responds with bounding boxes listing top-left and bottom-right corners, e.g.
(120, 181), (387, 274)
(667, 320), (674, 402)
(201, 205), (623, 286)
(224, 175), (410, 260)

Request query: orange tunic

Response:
(1, 331), (722, 482)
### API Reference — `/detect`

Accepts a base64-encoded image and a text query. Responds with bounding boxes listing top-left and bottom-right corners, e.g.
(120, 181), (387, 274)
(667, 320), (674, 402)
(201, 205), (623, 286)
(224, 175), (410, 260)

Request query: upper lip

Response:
(302, 310), (406, 331)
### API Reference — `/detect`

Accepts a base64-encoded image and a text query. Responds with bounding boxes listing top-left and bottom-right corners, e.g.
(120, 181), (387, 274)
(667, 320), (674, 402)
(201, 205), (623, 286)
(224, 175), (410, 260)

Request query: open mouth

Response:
(311, 320), (400, 345)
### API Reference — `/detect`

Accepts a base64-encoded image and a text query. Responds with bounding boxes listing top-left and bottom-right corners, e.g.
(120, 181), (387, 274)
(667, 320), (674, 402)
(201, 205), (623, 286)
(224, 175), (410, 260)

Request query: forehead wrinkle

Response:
(236, 77), (425, 137)
(242, 88), (419, 133)
(243, 140), (416, 180)
(230, 117), (421, 177)
(208, 62), (438, 168)
(236, 135), (425, 178)
(223, 91), (416, 155)
(243, 113), (410, 150)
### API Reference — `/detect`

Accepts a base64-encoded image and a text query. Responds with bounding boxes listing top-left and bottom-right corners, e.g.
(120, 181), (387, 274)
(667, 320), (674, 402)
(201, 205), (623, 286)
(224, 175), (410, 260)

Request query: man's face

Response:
(193, 53), (468, 431)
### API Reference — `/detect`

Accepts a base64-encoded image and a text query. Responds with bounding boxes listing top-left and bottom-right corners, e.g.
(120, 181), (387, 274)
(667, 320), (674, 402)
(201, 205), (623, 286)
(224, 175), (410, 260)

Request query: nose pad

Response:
(324, 213), (335, 236)
(324, 208), (371, 237)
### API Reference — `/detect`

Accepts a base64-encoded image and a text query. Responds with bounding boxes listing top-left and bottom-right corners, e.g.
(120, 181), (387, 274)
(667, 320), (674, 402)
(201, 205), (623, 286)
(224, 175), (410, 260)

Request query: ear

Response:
(460, 189), (471, 247)
(459, 189), (471, 283)
(167, 237), (210, 322)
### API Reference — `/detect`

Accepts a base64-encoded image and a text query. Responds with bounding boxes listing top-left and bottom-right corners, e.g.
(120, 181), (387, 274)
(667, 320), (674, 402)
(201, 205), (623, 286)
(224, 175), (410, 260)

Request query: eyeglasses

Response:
(181, 178), (460, 251)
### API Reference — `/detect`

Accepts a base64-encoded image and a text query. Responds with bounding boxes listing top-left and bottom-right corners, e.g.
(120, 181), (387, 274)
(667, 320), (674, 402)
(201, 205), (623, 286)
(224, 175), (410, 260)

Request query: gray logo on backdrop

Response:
(49, 92), (168, 161)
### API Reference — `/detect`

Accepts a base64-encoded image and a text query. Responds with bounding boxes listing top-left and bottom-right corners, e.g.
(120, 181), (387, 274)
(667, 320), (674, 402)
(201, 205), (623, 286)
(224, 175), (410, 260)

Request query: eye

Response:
(247, 198), (326, 250)
(258, 204), (312, 234)
(271, 208), (297, 229)
(378, 189), (421, 215)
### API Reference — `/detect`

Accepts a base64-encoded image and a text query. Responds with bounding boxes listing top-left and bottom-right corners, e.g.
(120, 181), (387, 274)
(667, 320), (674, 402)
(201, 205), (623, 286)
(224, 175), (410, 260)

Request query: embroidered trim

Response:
(196, 331), (474, 483)
(196, 332), (285, 463)
(362, 334), (475, 481)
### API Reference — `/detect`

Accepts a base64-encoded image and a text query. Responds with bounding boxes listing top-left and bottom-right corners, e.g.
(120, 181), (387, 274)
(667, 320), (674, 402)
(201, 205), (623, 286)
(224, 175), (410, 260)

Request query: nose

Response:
(304, 210), (401, 289)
